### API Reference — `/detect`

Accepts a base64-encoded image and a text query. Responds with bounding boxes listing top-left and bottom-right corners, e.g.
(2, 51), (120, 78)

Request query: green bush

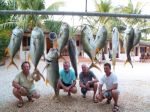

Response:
(0, 35), (10, 61)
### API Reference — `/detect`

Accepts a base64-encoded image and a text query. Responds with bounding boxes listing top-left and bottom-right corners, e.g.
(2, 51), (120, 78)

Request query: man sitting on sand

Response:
(57, 61), (77, 96)
(79, 64), (98, 103)
(96, 63), (120, 112)
(12, 61), (40, 108)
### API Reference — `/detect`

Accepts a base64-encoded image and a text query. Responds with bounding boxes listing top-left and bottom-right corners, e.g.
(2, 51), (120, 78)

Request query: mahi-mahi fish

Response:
(68, 38), (78, 78)
(6, 26), (23, 69)
(45, 48), (60, 99)
(112, 27), (119, 70)
(29, 27), (45, 81)
(124, 26), (134, 68)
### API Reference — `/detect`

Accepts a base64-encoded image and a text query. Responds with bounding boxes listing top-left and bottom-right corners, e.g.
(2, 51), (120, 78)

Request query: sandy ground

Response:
(0, 57), (150, 112)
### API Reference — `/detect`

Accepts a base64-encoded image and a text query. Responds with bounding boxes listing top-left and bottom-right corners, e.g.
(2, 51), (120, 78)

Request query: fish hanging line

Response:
(1, 10), (150, 19)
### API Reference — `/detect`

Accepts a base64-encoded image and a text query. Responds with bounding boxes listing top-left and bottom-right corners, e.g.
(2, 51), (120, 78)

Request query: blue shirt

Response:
(59, 69), (76, 84)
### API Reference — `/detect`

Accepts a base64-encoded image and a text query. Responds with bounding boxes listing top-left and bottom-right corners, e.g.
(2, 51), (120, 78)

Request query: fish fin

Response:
(4, 48), (10, 56)
(112, 65), (115, 71)
(28, 54), (31, 62)
(95, 48), (100, 54)
(112, 59), (116, 70)
(45, 79), (49, 86)
(7, 58), (19, 70)
(124, 60), (133, 68)
(88, 63), (101, 71)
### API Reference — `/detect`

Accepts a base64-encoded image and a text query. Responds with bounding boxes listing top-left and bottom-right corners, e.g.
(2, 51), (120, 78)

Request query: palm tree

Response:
(0, 0), (64, 31)
(115, 0), (143, 26)
(95, 0), (112, 25)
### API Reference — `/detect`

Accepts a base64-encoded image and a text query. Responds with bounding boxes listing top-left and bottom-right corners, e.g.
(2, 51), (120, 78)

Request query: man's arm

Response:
(79, 81), (86, 88)
(69, 80), (76, 90)
(87, 78), (99, 84)
(98, 84), (103, 94)
(12, 81), (21, 89)
(87, 72), (99, 84)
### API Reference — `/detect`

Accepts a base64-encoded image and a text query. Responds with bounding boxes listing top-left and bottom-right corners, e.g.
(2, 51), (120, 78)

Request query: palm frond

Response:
(0, 22), (16, 30)
(47, 2), (64, 11)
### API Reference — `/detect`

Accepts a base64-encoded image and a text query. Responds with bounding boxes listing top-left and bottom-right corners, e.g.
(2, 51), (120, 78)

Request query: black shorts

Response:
(62, 80), (71, 87)
(83, 82), (94, 88)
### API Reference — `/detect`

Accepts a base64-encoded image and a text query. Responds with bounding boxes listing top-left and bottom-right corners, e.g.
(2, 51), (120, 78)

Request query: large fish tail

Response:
(124, 59), (133, 68)
(7, 58), (18, 70)
(28, 54), (31, 62)
(112, 54), (116, 70)
(45, 79), (49, 86)
(33, 68), (45, 81)
(4, 48), (10, 56)
(88, 62), (101, 71)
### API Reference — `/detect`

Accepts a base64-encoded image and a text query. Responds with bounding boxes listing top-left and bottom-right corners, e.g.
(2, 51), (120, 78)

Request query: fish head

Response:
(46, 48), (59, 62)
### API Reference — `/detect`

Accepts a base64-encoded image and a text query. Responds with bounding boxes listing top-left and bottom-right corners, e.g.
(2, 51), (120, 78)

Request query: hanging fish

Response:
(124, 26), (134, 68)
(94, 25), (108, 54)
(133, 27), (141, 46)
(5, 26), (23, 69)
(45, 48), (60, 99)
(112, 27), (119, 70)
(68, 38), (78, 78)
(29, 27), (45, 81)
(81, 25), (100, 70)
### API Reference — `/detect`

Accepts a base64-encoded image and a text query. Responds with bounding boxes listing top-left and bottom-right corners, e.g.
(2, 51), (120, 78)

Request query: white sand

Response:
(0, 58), (150, 112)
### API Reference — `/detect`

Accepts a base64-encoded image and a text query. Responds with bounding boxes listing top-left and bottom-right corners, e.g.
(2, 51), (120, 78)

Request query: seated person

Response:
(12, 61), (40, 108)
(57, 61), (77, 96)
(96, 63), (120, 112)
(79, 64), (98, 102)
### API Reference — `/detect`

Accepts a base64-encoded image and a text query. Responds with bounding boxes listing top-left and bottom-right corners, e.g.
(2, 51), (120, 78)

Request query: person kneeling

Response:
(96, 63), (120, 112)
(12, 61), (40, 108)
(79, 64), (98, 103)
(57, 61), (77, 96)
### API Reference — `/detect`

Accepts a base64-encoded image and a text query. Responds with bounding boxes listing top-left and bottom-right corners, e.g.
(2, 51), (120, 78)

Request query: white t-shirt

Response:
(99, 73), (118, 90)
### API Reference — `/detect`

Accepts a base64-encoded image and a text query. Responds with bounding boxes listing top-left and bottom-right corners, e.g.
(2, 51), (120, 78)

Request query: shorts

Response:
(28, 88), (36, 97)
(81, 83), (94, 95)
(103, 91), (112, 98)
(62, 80), (72, 87)
(102, 89), (120, 98)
